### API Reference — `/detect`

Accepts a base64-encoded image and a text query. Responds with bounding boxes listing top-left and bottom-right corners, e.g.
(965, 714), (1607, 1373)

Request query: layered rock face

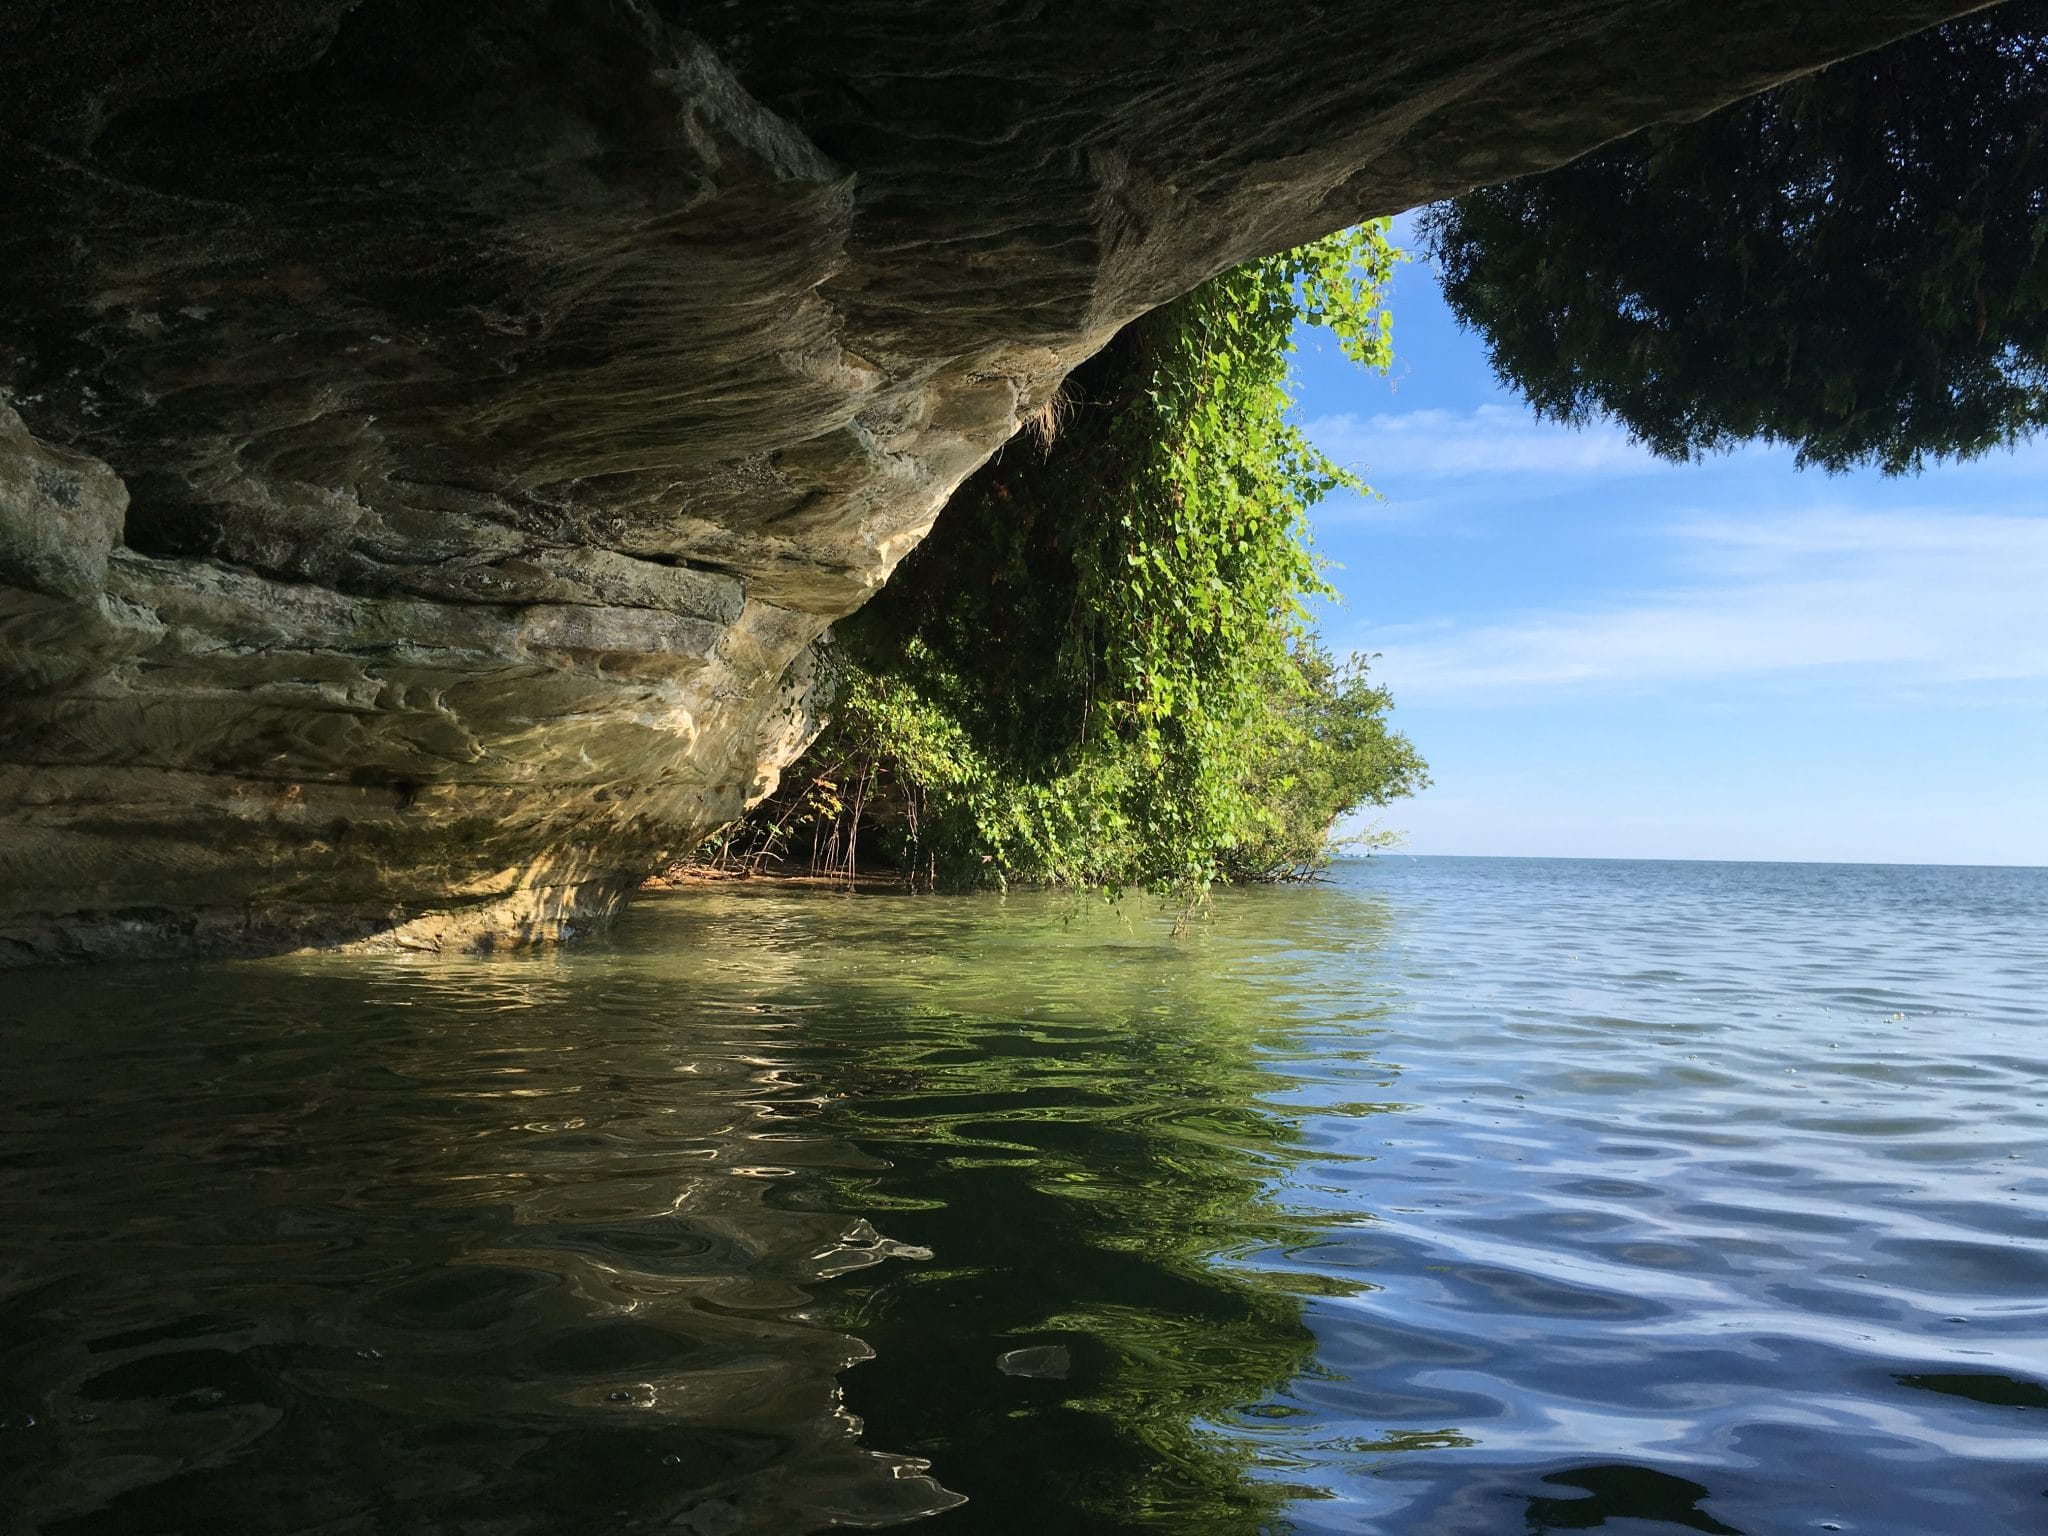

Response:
(0, 0), (1985, 961)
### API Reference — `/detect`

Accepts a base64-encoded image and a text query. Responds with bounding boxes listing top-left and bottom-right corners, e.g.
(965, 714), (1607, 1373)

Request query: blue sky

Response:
(1296, 214), (2048, 866)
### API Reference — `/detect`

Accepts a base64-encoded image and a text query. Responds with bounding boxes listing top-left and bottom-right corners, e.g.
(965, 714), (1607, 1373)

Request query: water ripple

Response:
(1, 858), (2043, 1533)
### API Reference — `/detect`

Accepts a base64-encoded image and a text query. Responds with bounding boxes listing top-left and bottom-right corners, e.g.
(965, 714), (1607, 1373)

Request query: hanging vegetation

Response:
(693, 223), (1428, 893)
(1422, 4), (2048, 474)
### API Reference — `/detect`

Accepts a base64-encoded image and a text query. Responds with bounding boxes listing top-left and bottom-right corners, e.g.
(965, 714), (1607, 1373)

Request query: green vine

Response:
(701, 223), (1427, 894)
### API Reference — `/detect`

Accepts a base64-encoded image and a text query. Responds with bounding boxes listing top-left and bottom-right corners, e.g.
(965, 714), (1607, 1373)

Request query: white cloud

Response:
(1301, 403), (1668, 481)
(1364, 507), (2048, 702)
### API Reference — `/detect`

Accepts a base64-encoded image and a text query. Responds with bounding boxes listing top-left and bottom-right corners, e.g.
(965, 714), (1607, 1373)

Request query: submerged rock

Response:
(0, 1), (1976, 960)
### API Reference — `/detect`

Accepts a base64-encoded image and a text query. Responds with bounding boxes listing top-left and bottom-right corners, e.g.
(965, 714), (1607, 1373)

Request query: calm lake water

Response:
(2, 857), (2044, 1535)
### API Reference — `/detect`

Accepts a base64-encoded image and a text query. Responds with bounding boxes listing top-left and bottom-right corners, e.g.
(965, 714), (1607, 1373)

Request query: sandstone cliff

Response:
(0, 1), (1985, 961)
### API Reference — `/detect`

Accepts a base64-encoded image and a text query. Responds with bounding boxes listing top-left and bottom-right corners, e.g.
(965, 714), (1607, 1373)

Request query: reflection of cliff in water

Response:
(0, 884), (1403, 1534)
(0, 959), (958, 1534)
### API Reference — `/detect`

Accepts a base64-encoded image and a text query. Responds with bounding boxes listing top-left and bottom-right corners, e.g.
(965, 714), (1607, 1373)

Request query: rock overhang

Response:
(0, 0), (1993, 960)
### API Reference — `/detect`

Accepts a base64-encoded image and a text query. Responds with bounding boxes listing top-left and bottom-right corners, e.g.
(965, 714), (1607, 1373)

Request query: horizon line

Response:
(1344, 851), (2048, 871)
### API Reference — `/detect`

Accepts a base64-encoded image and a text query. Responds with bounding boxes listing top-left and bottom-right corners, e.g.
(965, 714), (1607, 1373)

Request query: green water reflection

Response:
(662, 885), (1403, 1533)
(0, 884), (1397, 1535)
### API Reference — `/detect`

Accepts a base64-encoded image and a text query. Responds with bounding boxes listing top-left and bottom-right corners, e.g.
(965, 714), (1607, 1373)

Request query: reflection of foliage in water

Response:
(0, 882), (1407, 1536)
(721, 887), (1403, 1533)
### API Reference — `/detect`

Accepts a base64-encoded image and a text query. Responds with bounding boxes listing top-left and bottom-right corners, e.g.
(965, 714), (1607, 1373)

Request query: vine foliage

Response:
(697, 224), (1427, 892)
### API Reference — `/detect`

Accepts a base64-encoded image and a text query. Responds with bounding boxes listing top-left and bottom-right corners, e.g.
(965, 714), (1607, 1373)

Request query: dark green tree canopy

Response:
(1422, 2), (2048, 473)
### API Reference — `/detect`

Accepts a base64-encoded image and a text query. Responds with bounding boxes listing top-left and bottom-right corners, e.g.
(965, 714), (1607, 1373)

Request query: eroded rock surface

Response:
(0, 0), (1985, 960)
